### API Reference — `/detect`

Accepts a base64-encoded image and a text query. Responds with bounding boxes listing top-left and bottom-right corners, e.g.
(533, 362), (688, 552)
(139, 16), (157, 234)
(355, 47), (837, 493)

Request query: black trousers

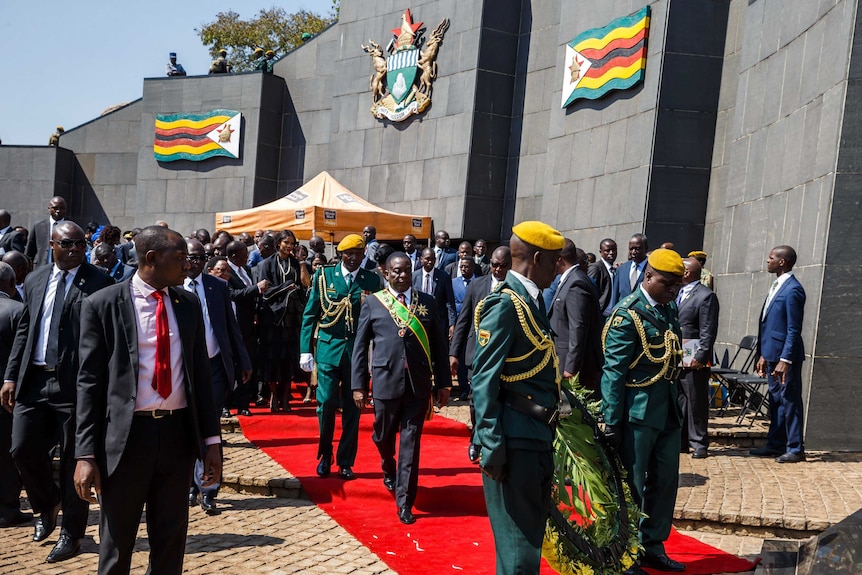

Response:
(0, 409), (22, 518)
(372, 379), (427, 510)
(191, 354), (229, 499)
(679, 367), (710, 451)
(11, 370), (88, 539)
(98, 413), (195, 575)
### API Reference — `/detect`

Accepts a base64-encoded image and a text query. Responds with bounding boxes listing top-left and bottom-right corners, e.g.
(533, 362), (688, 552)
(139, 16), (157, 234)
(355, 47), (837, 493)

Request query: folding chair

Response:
(709, 335), (758, 414)
(725, 373), (769, 427)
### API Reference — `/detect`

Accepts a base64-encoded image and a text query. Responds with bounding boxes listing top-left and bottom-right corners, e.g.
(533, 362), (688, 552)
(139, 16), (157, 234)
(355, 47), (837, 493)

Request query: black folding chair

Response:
(725, 373), (769, 427)
(709, 335), (759, 415)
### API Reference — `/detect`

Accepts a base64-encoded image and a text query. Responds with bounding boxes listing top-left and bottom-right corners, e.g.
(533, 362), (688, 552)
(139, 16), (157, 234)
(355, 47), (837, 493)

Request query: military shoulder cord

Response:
(602, 308), (682, 388)
(315, 270), (354, 330)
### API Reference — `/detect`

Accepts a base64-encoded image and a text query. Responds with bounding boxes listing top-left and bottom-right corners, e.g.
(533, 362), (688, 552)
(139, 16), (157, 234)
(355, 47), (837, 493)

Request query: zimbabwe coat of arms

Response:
(361, 9), (449, 122)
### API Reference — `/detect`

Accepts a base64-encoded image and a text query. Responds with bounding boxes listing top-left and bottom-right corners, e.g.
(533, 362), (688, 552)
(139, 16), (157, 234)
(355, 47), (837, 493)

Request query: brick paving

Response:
(3, 403), (861, 573)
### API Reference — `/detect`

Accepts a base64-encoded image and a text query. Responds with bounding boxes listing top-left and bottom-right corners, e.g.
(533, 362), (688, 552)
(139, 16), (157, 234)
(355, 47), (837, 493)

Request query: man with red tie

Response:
(74, 226), (221, 575)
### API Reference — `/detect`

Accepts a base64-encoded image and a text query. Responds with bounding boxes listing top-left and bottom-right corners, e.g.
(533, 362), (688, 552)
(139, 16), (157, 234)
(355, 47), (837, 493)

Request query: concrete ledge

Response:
(221, 475), (305, 499)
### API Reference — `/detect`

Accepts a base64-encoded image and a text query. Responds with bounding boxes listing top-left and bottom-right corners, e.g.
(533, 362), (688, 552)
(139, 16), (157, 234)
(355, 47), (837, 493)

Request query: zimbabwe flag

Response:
(153, 109), (241, 162)
(561, 6), (650, 107)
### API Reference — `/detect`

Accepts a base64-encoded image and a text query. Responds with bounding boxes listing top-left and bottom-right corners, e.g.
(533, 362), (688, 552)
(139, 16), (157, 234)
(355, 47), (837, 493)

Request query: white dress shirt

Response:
(33, 264), (78, 365)
(228, 261), (254, 287)
(341, 262), (358, 285)
(388, 285), (412, 306)
(184, 275), (221, 359)
(508, 270), (540, 308)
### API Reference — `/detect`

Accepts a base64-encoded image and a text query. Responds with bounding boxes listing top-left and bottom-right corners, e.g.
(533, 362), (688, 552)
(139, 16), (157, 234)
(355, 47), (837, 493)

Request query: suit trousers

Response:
(0, 409), (23, 517)
(192, 354), (229, 498)
(765, 360), (805, 454)
(11, 370), (88, 539)
(316, 360), (360, 467)
(622, 420), (681, 556)
(483, 447), (553, 575)
(98, 413), (195, 575)
(372, 378), (427, 510)
(678, 368), (710, 451)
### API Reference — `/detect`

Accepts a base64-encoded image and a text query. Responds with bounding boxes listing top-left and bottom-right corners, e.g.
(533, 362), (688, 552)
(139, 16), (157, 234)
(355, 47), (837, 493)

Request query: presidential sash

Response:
(373, 290), (433, 367)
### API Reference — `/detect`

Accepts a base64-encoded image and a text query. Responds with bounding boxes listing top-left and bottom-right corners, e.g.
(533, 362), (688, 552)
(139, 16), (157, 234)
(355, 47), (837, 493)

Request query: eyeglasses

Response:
(490, 262), (509, 268)
(187, 255), (207, 262)
(55, 239), (86, 249)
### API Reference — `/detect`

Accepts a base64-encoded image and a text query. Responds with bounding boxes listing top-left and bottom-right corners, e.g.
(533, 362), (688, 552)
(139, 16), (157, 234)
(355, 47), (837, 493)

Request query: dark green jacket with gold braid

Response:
(600, 288), (683, 430)
(471, 275), (559, 467)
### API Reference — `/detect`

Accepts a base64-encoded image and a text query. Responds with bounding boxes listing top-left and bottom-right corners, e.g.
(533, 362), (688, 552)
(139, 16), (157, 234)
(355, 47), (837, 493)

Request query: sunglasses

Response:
(55, 239), (86, 249)
(490, 262), (509, 268)
(187, 255), (207, 262)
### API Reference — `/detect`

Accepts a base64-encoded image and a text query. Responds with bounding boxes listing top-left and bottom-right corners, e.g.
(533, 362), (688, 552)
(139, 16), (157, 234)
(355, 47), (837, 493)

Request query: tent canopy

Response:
(215, 171), (432, 241)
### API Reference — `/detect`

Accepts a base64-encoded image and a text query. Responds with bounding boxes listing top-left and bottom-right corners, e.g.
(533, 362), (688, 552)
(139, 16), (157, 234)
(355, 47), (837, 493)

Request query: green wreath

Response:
(542, 378), (642, 575)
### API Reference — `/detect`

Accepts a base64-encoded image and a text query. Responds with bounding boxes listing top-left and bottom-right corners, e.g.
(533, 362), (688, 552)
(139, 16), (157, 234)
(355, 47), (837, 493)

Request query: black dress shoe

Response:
(255, 396), (268, 407)
(641, 553), (685, 572)
(46, 533), (82, 563)
(338, 466), (356, 480)
(692, 448), (708, 459)
(317, 456), (332, 477)
(383, 473), (396, 491)
(33, 504), (60, 542)
(750, 446), (783, 457)
(0, 510), (32, 528)
(238, 409), (252, 417)
(776, 451), (805, 463)
(188, 492), (198, 507)
(200, 495), (218, 515)
(468, 444), (481, 463)
(221, 408), (231, 418)
(623, 564), (649, 575)
(398, 506), (415, 524)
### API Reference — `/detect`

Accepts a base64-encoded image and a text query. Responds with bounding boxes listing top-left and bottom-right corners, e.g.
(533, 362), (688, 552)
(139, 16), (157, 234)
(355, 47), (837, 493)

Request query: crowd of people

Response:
(0, 197), (807, 575)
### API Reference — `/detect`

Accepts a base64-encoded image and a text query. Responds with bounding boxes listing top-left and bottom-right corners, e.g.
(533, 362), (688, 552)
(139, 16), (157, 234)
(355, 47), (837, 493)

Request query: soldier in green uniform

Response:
(471, 221), (564, 575)
(252, 47), (266, 71)
(300, 234), (380, 479)
(264, 49), (276, 73)
(601, 248), (686, 575)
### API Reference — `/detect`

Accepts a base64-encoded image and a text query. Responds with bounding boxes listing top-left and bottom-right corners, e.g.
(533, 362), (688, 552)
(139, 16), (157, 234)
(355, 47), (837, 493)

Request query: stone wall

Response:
(0, 146), (75, 229)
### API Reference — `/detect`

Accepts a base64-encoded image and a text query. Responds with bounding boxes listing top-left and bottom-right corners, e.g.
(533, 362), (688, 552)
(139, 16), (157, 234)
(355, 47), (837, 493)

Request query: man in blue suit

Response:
(184, 239), (252, 512)
(433, 230), (458, 271)
(609, 234), (648, 310)
(751, 245), (806, 463)
(412, 248), (456, 337)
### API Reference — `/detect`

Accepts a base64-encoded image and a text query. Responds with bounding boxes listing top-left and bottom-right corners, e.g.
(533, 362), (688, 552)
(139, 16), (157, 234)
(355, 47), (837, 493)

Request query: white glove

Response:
(299, 353), (315, 373)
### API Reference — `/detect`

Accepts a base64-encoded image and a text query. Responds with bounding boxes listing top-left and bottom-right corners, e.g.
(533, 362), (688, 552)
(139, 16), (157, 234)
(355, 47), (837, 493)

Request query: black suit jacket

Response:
(412, 267), (457, 328)
(351, 290), (451, 400)
(0, 292), (25, 374)
(227, 266), (259, 343)
(449, 274), (493, 367)
(0, 229), (25, 255)
(109, 262), (135, 282)
(75, 280), (219, 477)
(587, 260), (614, 315)
(677, 282), (719, 365)
(25, 219), (54, 267)
(435, 247), (457, 270)
(550, 267), (603, 388)
(194, 274), (251, 382)
(4, 262), (114, 401)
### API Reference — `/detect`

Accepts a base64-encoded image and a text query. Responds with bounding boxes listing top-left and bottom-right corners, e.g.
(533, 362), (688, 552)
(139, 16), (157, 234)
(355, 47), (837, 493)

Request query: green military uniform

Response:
(700, 267), (714, 290)
(300, 264), (381, 467)
(601, 287), (683, 558)
(472, 273), (560, 575)
(254, 58), (267, 71)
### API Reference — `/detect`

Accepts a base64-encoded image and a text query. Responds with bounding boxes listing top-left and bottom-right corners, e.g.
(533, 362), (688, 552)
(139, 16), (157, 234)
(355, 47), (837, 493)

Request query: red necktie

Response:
(151, 290), (172, 399)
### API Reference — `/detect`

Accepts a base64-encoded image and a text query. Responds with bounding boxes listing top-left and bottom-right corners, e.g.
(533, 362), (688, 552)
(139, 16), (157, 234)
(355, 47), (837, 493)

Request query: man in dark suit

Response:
(184, 239), (251, 514)
(587, 238), (617, 316)
(92, 243), (134, 282)
(1, 250), (29, 302)
(1, 221), (114, 563)
(352, 252), (451, 525)
(0, 262), (29, 528)
(449, 246), (511, 461)
(751, 245), (807, 463)
(402, 234), (423, 271)
(433, 230), (457, 270)
(446, 241), (483, 278)
(361, 225), (381, 270)
(413, 248), (456, 337)
(677, 258), (719, 458)
(473, 239), (491, 276)
(609, 234), (648, 311)
(26, 196), (67, 267)
(226, 240), (269, 416)
(0, 210), (26, 255)
(73, 226), (221, 575)
(550, 239), (604, 393)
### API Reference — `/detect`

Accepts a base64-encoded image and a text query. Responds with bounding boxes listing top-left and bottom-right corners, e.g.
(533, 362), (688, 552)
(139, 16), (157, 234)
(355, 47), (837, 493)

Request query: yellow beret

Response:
(218, 49), (227, 55)
(337, 234), (365, 251)
(512, 221), (565, 251)
(648, 248), (685, 276)
(265, 50), (275, 56)
(56, 126), (64, 131)
(688, 250), (707, 259)
(253, 47), (264, 54)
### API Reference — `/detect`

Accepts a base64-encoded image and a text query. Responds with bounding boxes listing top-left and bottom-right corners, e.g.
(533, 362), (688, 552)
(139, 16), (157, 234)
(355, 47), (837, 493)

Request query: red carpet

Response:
(238, 400), (756, 574)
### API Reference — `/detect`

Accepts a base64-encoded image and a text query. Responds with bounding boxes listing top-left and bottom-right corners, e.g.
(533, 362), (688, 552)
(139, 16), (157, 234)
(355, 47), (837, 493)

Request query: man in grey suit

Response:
(587, 238), (617, 316)
(352, 252), (451, 525)
(1, 221), (114, 563)
(550, 240), (603, 394)
(677, 258), (719, 458)
(26, 197), (67, 267)
(412, 248), (457, 337)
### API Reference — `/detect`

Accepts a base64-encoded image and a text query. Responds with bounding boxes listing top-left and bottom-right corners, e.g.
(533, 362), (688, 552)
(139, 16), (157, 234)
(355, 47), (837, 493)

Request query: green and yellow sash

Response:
(373, 290), (432, 366)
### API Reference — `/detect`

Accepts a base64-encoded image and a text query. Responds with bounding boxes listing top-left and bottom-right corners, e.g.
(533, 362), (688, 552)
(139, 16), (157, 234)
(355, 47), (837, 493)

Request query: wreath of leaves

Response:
(542, 378), (643, 575)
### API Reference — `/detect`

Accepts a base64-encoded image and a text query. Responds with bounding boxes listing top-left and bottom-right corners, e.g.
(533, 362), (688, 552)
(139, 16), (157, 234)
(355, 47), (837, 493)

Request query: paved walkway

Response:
(3, 404), (860, 574)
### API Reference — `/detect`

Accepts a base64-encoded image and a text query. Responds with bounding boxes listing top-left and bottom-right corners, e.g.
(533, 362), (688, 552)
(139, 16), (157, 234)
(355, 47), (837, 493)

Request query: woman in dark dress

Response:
(256, 230), (310, 412)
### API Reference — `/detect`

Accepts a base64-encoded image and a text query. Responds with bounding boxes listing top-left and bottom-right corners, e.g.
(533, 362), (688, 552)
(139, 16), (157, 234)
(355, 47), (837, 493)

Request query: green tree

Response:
(197, 5), (338, 72)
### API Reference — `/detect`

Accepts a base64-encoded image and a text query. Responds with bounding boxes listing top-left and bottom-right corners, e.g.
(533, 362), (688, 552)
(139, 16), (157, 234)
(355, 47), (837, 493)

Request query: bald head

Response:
(682, 257), (702, 285)
(2, 250), (29, 285)
(0, 262), (15, 297)
(0, 210), (10, 228)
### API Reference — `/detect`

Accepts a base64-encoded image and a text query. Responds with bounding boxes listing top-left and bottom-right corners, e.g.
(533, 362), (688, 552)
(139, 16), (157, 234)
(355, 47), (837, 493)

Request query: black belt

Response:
(31, 364), (57, 373)
(502, 391), (558, 425)
(134, 409), (186, 419)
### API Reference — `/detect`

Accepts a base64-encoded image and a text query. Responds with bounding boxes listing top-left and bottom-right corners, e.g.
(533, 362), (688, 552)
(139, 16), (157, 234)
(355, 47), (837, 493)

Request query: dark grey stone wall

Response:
(0, 146), (75, 229)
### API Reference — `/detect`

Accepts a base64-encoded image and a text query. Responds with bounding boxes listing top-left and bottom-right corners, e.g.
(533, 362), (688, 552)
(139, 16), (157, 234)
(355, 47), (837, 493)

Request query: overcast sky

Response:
(0, 0), (331, 145)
